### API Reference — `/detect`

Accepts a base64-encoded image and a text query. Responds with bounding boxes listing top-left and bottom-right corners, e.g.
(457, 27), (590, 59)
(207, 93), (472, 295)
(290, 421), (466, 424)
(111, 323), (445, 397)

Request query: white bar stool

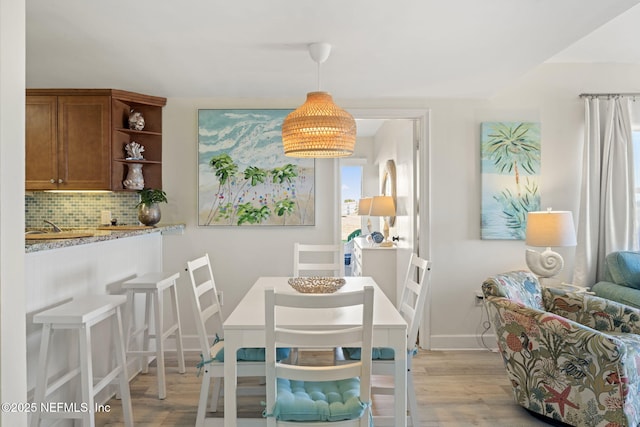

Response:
(31, 295), (133, 427)
(122, 271), (186, 399)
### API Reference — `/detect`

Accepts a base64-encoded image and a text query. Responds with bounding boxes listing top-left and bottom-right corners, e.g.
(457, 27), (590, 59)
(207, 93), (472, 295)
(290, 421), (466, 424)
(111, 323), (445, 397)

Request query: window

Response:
(341, 165), (363, 242)
(633, 131), (640, 228)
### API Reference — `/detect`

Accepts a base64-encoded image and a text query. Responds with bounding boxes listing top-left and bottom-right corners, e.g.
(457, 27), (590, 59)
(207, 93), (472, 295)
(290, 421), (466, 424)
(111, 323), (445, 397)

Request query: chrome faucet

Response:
(43, 220), (62, 232)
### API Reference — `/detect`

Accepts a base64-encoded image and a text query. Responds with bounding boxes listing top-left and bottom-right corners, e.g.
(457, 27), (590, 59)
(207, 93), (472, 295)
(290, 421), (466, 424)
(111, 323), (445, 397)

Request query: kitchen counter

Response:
(25, 223), (185, 253)
(25, 223), (184, 407)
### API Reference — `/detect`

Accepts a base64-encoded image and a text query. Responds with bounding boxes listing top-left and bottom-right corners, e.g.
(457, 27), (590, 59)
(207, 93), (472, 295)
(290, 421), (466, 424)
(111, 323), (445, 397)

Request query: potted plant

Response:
(136, 188), (167, 226)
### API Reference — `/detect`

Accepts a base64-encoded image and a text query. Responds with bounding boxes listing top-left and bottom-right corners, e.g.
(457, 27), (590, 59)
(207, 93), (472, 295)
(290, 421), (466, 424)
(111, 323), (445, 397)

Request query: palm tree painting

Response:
(198, 109), (315, 226)
(481, 122), (541, 239)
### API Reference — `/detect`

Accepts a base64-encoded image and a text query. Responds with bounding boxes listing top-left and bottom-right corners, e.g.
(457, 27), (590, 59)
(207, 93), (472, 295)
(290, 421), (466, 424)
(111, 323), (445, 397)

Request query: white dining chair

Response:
(293, 243), (344, 277)
(186, 253), (270, 427)
(264, 285), (374, 426)
(291, 243), (345, 364)
(338, 253), (431, 426)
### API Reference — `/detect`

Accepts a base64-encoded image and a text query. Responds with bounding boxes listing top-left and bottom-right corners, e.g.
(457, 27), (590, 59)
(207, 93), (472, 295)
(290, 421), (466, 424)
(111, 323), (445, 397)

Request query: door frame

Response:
(341, 108), (432, 349)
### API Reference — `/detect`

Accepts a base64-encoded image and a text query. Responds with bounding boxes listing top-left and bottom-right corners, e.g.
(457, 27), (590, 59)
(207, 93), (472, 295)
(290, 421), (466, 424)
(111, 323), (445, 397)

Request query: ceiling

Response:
(26, 0), (640, 102)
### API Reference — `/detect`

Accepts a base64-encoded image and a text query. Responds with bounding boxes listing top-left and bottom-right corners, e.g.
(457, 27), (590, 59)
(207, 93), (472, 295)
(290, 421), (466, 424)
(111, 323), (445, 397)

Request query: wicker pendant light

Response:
(282, 43), (356, 158)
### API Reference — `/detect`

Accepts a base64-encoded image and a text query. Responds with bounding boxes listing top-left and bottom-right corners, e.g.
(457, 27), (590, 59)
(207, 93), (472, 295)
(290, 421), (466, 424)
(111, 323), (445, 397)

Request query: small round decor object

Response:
(288, 277), (346, 294)
(128, 109), (145, 131)
(371, 231), (384, 244)
(138, 202), (161, 226)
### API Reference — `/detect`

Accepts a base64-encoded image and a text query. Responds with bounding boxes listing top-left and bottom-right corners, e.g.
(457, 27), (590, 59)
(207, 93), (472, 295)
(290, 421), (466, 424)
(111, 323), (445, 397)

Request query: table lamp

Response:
(525, 209), (577, 278)
(369, 195), (396, 247)
(358, 197), (373, 233)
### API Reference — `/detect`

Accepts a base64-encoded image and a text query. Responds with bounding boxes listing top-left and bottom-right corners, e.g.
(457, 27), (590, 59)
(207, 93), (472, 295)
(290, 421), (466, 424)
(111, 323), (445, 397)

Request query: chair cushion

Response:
(267, 378), (367, 422)
(604, 251), (640, 290)
(211, 340), (290, 362)
(593, 281), (640, 309)
(342, 346), (395, 360)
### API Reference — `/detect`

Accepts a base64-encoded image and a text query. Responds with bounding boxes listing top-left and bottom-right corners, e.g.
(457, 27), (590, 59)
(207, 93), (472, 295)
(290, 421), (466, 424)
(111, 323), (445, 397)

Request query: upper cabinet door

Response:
(26, 96), (58, 190)
(57, 96), (111, 190)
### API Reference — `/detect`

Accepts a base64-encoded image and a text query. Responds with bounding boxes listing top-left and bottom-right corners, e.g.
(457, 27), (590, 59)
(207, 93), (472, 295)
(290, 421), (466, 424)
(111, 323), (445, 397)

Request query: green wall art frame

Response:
(481, 121), (541, 240)
(197, 109), (315, 226)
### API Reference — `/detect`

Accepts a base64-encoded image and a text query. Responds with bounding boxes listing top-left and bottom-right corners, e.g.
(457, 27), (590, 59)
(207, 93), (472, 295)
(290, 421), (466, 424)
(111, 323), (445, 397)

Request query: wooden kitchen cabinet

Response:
(26, 94), (111, 190)
(352, 237), (398, 305)
(26, 89), (166, 191)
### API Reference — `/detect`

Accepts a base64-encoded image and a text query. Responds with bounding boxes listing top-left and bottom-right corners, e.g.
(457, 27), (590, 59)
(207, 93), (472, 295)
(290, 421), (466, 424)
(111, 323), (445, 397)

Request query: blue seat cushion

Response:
(604, 251), (640, 290)
(343, 346), (395, 360)
(211, 340), (290, 362)
(267, 378), (367, 422)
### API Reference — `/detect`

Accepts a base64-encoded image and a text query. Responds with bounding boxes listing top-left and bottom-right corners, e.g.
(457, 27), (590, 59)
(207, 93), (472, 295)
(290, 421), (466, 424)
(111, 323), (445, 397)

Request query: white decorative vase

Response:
(123, 163), (144, 190)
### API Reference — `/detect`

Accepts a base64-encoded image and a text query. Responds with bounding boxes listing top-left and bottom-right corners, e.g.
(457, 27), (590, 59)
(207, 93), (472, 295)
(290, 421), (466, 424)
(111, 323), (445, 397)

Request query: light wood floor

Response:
(95, 349), (556, 426)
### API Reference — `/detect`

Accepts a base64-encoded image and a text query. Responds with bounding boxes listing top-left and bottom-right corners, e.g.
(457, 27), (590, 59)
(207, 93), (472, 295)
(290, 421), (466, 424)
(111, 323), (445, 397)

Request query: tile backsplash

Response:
(25, 192), (140, 228)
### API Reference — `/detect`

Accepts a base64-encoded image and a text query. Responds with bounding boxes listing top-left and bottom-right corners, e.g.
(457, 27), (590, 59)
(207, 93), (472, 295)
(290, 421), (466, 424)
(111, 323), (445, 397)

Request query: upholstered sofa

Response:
(482, 270), (640, 427)
(593, 251), (640, 308)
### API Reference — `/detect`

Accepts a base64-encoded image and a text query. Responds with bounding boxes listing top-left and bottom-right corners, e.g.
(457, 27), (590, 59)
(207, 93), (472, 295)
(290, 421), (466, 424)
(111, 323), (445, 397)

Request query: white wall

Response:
(159, 63), (640, 351)
(426, 63), (637, 349)
(0, 0), (28, 423)
(161, 99), (341, 342)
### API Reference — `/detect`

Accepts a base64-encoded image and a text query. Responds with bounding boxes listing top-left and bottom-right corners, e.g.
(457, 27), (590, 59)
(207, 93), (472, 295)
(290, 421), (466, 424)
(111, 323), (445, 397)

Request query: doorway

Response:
(338, 109), (431, 348)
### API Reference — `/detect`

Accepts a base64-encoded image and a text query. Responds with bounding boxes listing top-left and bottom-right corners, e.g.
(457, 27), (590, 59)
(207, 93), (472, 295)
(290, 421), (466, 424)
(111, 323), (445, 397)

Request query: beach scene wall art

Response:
(198, 109), (315, 226)
(481, 121), (541, 239)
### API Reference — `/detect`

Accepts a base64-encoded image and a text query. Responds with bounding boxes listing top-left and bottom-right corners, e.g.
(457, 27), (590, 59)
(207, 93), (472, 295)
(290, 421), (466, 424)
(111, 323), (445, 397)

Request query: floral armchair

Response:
(482, 270), (640, 427)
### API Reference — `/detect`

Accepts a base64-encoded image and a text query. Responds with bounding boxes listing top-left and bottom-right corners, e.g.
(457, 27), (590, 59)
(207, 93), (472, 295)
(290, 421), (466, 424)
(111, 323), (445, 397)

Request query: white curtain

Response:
(574, 96), (638, 287)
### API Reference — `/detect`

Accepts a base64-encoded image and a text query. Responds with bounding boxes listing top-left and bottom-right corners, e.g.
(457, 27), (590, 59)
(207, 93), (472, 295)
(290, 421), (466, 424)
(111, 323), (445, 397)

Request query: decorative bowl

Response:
(288, 277), (346, 294)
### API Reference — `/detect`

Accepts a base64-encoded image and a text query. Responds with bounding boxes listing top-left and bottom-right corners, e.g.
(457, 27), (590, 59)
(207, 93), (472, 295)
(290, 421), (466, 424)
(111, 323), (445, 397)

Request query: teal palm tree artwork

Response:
(198, 109), (315, 226)
(481, 122), (541, 239)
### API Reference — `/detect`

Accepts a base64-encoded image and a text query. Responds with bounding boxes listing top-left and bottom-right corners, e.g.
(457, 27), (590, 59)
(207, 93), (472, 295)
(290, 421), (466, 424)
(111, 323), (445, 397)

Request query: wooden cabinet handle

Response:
(58, 179), (63, 184)
(50, 179), (55, 184)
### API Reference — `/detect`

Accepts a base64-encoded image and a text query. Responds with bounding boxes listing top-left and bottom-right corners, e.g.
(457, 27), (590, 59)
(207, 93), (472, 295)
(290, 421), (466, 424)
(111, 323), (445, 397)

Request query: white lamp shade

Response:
(369, 195), (395, 217)
(358, 198), (372, 216)
(525, 210), (577, 247)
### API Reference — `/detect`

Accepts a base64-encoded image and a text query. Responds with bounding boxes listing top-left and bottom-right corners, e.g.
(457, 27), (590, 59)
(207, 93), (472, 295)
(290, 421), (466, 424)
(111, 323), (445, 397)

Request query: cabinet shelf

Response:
(114, 128), (162, 137)
(111, 92), (166, 191)
(115, 159), (162, 165)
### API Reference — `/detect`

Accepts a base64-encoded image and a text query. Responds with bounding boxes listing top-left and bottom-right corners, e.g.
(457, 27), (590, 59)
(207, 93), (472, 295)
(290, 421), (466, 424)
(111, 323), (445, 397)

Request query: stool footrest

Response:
(93, 367), (123, 396)
(43, 367), (81, 397)
(127, 350), (158, 357)
(128, 326), (149, 339)
(161, 324), (179, 340)
(41, 411), (83, 420)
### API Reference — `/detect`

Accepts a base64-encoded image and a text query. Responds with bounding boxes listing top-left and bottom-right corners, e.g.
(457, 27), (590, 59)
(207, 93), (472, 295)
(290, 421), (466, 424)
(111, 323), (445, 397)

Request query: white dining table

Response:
(218, 276), (408, 427)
